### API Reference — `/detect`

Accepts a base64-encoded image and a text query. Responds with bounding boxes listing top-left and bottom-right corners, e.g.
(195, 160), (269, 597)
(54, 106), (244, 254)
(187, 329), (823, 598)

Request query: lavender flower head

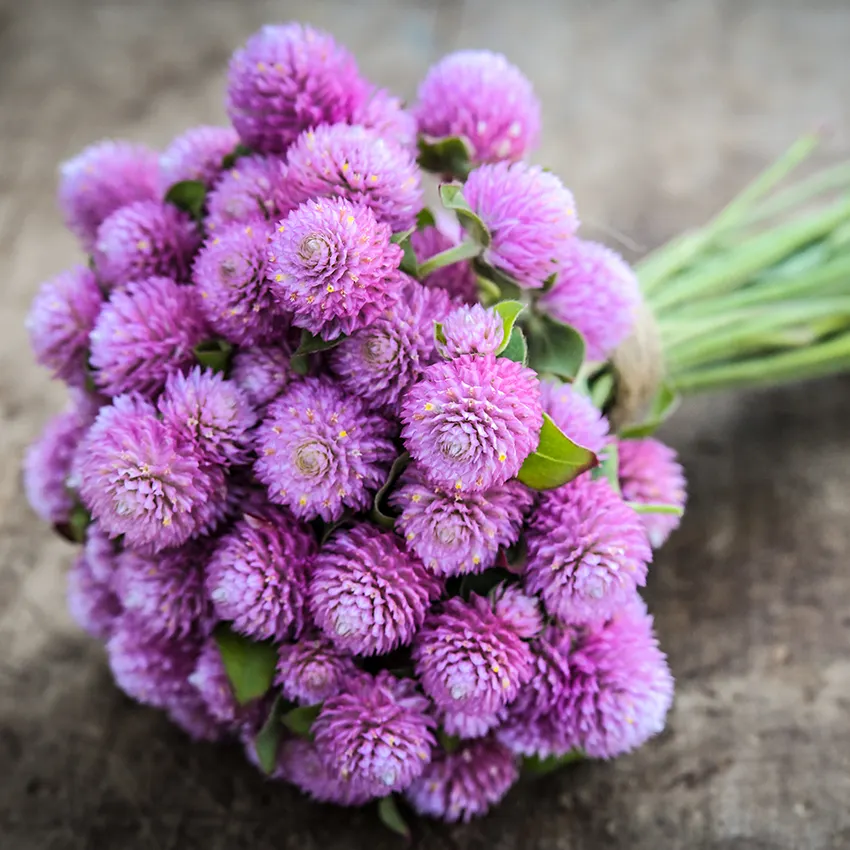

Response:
(26, 265), (103, 387)
(524, 475), (652, 625)
(464, 162), (579, 289)
(230, 344), (295, 410)
(309, 523), (441, 656)
(226, 23), (368, 154)
(412, 226), (478, 304)
(415, 50), (541, 165)
(279, 738), (375, 806)
(254, 377), (396, 522)
(58, 140), (159, 250)
(188, 638), (241, 726)
(354, 88), (417, 152)
(205, 507), (314, 642)
(401, 354), (542, 493)
(540, 380), (610, 454)
(437, 303), (504, 359)
(312, 672), (436, 797)
(158, 125), (240, 192)
(66, 550), (122, 640)
(285, 123), (422, 231)
(81, 523), (120, 584)
(390, 465), (533, 576)
(166, 694), (226, 742)
(275, 633), (358, 705)
(89, 276), (208, 398)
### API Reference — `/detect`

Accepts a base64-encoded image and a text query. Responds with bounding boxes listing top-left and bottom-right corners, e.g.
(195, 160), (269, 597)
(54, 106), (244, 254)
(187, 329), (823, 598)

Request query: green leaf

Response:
(253, 695), (285, 775)
(493, 300), (526, 355)
(438, 184), (491, 247)
(627, 501), (685, 516)
(433, 322), (447, 347)
(619, 382), (681, 438)
(593, 443), (620, 493)
(436, 729), (462, 753)
(472, 258), (523, 301)
(522, 750), (584, 777)
(281, 703), (322, 738)
(221, 143), (253, 170)
(526, 315), (586, 382)
(590, 371), (615, 410)
(371, 452), (412, 529)
(391, 228), (419, 276)
(377, 795), (411, 840)
(164, 179), (207, 221)
(476, 275), (503, 306)
(290, 329), (345, 374)
(417, 134), (473, 180)
(416, 207), (436, 230)
(517, 413), (599, 491)
(313, 511), (355, 546)
(213, 624), (277, 705)
(53, 503), (91, 544)
(498, 326), (528, 365)
(416, 239), (481, 279)
(194, 339), (233, 374)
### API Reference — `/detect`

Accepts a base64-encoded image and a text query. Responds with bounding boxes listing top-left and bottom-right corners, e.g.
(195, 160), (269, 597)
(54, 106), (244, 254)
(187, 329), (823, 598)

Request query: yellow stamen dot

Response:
(299, 496), (308, 506)
(346, 215), (355, 224)
(411, 494), (421, 503)
(491, 663), (500, 673)
(473, 556), (481, 565)
(136, 240), (149, 251)
(455, 480), (463, 490)
(342, 162), (350, 173)
(275, 274), (283, 282)
(327, 284), (335, 293)
(424, 403), (434, 411)
(162, 516), (172, 527)
(498, 453), (507, 462)
(338, 430), (348, 438)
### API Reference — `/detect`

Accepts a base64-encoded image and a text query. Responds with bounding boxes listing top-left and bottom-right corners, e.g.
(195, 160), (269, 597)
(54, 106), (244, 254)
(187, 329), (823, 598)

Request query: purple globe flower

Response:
(205, 507), (314, 642)
(390, 465), (533, 576)
(158, 125), (240, 192)
(278, 738), (375, 806)
(491, 583), (543, 639)
(77, 394), (227, 552)
(158, 367), (257, 467)
(188, 638), (241, 726)
(93, 200), (200, 289)
(415, 49), (541, 165)
(226, 23), (369, 155)
(26, 265), (103, 387)
(81, 523), (119, 584)
(285, 123), (422, 231)
(89, 276), (209, 398)
(312, 672), (436, 797)
(66, 549), (122, 640)
(230, 344), (296, 411)
(354, 88), (417, 152)
(411, 226), (478, 304)
(309, 523), (441, 656)
(618, 438), (687, 548)
(401, 354), (543, 493)
(405, 736), (519, 822)
(437, 303), (504, 359)
(539, 380), (609, 454)
(464, 162), (579, 289)
(524, 475), (652, 625)
(166, 694), (226, 742)
(58, 140), (159, 250)
(275, 632), (358, 705)
(267, 197), (404, 341)
(538, 239), (641, 361)
(254, 377), (396, 522)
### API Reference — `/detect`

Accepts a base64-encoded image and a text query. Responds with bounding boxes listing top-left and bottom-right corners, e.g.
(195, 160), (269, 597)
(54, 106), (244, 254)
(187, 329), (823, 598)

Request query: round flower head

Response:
(81, 523), (119, 585)
(193, 222), (289, 346)
(166, 694), (226, 742)
(158, 125), (240, 192)
(312, 672), (436, 797)
(309, 523), (441, 656)
(524, 475), (652, 625)
(67, 550), (122, 640)
(278, 738), (375, 806)
(89, 276), (208, 398)
(540, 380), (609, 454)
(285, 123), (422, 231)
(275, 633), (358, 705)
(618, 438), (687, 548)
(413, 592), (535, 720)
(464, 162), (578, 289)
(254, 376), (396, 522)
(491, 583), (544, 639)
(58, 140), (159, 250)
(226, 23), (368, 154)
(230, 343), (295, 411)
(390, 465), (533, 576)
(406, 736), (519, 822)
(188, 637), (242, 726)
(538, 239), (641, 361)
(77, 394), (227, 552)
(354, 88), (417, 152)
(415, 50), (540, 165)
(437, 303), (504, 359)
(401, 354), (542, 493)
(27, 265), (103, 386)
(411, 226), (478, 304)
(158, 367), (256, 467)
(205, 155), (294, 231)
(205, 507), (314, 642)
(93, 200), (200, 289)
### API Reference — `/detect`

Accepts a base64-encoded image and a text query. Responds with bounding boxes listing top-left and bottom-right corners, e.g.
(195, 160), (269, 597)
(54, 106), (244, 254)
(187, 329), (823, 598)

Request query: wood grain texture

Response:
(2, 1), (850, 847)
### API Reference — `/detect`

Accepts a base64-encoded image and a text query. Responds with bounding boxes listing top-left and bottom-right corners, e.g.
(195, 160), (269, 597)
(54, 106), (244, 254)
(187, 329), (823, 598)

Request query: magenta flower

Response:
(540, 380), (609, 454)
(278, 738), (375, 806)
(158, 125), (240, 192)
(188, 638), (242, 726)
(354, 88), (417, 152)
(275, 632), (358, 705)
(66, 549), (122, 640)
(230, 344), (296, 411)
(166, 694), (226, 742)
(437, 303), (504, 359)
(411, 226), (478, 304)
(81, 523), (120, 585)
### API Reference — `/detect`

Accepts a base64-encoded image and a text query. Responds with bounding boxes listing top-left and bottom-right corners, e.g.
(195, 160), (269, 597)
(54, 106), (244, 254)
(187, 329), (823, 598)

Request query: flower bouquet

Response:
(23, 22), (850, 832)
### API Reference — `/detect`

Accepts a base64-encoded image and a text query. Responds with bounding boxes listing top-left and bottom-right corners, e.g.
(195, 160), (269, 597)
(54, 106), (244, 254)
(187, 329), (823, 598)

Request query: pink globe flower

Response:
(275, 632), (358, 705)
(437, 303), (504, 359)
(354, 88), (417, 152)
(67, 549), (122, 640)
(539, 380), (610, 454)
(158, 125), (240, 192)
(230, 343), (296, 411)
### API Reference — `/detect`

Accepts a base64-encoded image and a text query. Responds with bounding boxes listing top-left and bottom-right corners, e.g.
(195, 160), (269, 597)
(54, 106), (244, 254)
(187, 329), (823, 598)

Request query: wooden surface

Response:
(2, 1), (850, 847)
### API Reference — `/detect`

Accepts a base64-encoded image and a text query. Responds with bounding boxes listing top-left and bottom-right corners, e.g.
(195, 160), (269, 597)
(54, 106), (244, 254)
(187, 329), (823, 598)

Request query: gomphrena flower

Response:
(77, 394), (227, 552)
(268, 197), (403, 341)
(66, 550), (122, 640)
(165, 694), (225, 742)
(354, 88), (417, 152)
(81, 523), (120, 585)
(405, 736), (519, 823)
(278, 738), (375, 806)
(411, 226), (478, 304)
(158, 367), (257, 467)
(158, 125), (240, 192)
(285, 123), (423, 231)
(414, 49), (541, 165)
(58, 140), (159, 250)
(312, 671), (436, 797)
(26, 265), (103, 386)
(254, 376), (396, 522)
(89, 276), (208, 398)
(389, 464), (533, 576)
(309, 523), (441, 656)
(205, 507), (314, 642)
(524, 475), (652, 625)
(230, 343), (295, 411)
(93, 200), (200, 289)
(437, 303), (504, 359)
(329, 281), (453, 412)
(538, 239), (641, 361)
(464, 162), (579, 289)
(226, 23), (369, 155)
(491, 583), (543, 639)
(400, 354), (543, 493)
(618, 437), (687, 548)
(539, 380), (609, 454)
(275, 632), (358, 705)
(193, 222), (289, 346)
(188, 637), (242, 726)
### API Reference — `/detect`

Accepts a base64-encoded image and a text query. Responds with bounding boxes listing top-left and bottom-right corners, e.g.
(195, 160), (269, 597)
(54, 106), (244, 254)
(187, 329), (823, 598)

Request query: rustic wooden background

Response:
(2, 1), (850, 848)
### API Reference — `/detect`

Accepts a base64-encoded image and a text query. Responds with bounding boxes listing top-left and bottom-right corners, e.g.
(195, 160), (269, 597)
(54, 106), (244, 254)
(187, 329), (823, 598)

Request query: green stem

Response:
(416, 239), (480, 278)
